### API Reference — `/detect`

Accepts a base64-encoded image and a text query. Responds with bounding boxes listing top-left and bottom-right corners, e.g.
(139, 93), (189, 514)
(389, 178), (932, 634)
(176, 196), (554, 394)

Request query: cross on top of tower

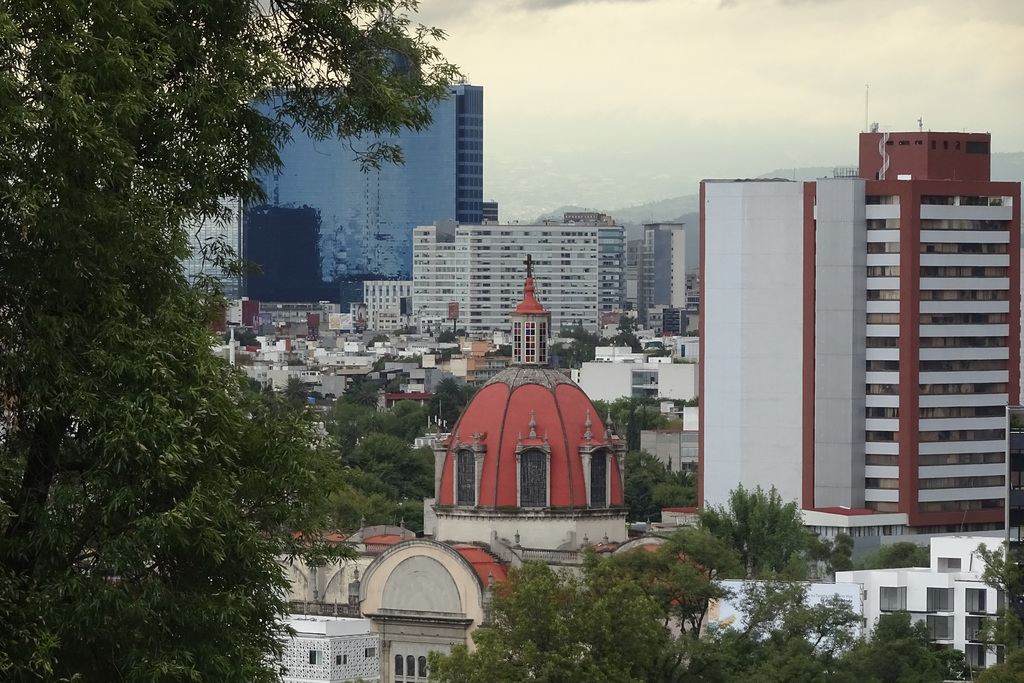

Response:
(523, 254), (534, 279)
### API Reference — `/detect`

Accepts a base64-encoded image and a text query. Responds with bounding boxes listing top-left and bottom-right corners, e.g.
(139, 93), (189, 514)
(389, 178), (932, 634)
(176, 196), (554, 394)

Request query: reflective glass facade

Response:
(244, 85), (483, 304)
(182, 196), (243, 299)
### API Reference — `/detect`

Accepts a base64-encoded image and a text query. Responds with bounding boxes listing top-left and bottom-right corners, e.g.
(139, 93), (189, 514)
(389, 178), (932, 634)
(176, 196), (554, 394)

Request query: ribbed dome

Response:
(436, 361), (623, 509)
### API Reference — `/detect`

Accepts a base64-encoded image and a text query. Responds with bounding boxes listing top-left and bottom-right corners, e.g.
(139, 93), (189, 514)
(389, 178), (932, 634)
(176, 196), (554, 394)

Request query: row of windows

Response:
(919, 405), (1006, 419)
(868, 266), (1009, 278)
(919, 429), (1005, 442)
(920, 312), (1007, 325)
(920, 266), (1007, 278)
(920, 219), (1008, 231)
(919, 475), (1004, 490)
(923, 242), (1008, 254)
(920, 290), (1008, 301)
(864, 312), (1006, 325)
(455, 449), (611, 508)
(921, 335), (1007, 347)
(921, 335), (1008, 348)
(919, 359), (1006, 372)
(920, 382), (1007, 395)
(919, 498), (1004, 513)
(394, 654), (428, 679)
(868, 290), (1008, 303)
(867, 428), (1006, 443)
(864, 452), (1006, 467)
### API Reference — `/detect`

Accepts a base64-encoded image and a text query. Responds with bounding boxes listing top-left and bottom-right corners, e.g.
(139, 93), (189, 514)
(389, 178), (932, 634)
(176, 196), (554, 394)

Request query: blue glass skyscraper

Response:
(244, 84), (483, 304)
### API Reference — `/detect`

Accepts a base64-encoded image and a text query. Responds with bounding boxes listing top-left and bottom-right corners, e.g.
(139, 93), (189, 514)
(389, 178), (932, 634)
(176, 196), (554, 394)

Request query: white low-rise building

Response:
(836, 536), (1002, 670)
(281, 616), (380, 683)
(578, 360), (698, 402)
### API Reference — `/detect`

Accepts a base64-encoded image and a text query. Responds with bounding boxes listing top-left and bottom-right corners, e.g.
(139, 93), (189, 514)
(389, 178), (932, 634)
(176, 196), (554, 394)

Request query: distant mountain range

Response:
(535, 152), (1024, 274)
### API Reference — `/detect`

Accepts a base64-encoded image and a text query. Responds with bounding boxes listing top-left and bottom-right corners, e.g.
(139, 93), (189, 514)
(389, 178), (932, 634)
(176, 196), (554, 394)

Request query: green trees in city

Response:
(428, 560), (669, 683)
(0, 0), (455, 678)
(622, 449), (696, 522)
(699, 485), (815, 579)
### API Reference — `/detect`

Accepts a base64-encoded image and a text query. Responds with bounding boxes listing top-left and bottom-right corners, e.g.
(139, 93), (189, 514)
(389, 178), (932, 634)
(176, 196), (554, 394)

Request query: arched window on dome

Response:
(418, 656), (428, 678)
(519, 449), (548, 508)
(590, 450), (608, 507)
(407, 655), (416, 678)
(456, 449), (476, 506)
(395, 654), (404, 677)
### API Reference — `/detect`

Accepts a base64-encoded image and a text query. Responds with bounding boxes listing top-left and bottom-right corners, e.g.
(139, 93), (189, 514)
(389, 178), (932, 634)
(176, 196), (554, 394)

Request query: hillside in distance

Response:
(534, 153), (1024, 275)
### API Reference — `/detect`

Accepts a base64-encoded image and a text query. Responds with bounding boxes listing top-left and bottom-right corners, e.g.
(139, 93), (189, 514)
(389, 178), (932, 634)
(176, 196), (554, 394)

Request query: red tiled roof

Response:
(363, 534), (404, 544)
(453, 546), (508, 586)
(662, 507), (698, 513)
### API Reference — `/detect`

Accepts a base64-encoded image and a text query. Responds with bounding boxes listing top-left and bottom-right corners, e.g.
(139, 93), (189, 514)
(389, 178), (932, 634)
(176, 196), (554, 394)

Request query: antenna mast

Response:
(864, 84), (869, 133)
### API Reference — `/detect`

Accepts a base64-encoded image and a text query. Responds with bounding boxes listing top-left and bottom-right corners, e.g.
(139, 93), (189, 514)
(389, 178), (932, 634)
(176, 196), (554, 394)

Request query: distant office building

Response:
(482, 201), (499, 223)
(244, 84), (483, 304)
(626, 239), (641, 310)
(363, 280), (412, 331)
(638, 222), (685, 326)
(701, 131), (1021, 534)
(599, 226), (627, 313)
(413, 221), (621, 333)
(183, 196), (243, 298)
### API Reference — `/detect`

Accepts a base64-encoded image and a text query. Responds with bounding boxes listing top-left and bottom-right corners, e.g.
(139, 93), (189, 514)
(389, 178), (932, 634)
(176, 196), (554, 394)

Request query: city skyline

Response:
(417, 0), (1024, 221)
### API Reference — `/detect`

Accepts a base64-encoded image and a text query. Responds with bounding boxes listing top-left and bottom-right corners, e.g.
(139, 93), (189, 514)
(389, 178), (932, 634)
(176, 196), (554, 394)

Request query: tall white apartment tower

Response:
(413, 221), (619, 334)
(700, 132), (1021, 533)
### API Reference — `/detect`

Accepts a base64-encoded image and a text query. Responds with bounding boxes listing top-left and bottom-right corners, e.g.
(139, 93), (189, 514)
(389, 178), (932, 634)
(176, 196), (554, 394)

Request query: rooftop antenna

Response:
(864, 84), (869, 133)
(918, 117), (924, 133)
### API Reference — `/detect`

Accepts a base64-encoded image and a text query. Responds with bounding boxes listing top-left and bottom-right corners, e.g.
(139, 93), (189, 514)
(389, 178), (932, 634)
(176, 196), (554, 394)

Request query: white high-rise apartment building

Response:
(413, 221), (618, 334)
(700, 131), (1020, 534)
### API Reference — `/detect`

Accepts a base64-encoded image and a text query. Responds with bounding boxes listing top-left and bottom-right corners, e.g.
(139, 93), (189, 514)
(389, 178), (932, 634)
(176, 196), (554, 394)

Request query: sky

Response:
(414, 0), (1024, 221)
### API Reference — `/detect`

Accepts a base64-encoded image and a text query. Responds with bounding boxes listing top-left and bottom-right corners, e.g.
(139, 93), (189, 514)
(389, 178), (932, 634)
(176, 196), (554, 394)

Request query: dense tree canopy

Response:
(700, 485), (814, 579)
(429, 560), (669, 683)
(0, 0), (455, 679)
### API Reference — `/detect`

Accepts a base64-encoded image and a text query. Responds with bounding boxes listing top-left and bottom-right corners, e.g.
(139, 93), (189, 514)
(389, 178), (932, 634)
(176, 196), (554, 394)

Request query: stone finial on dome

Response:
(584, 409), (593, 443)
(528, 410), (537, 439)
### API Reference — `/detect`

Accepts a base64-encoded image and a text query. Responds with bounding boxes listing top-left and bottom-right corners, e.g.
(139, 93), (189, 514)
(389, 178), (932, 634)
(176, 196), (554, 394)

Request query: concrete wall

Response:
(813, 178), (867, 508)
(702, 180), (807, 507)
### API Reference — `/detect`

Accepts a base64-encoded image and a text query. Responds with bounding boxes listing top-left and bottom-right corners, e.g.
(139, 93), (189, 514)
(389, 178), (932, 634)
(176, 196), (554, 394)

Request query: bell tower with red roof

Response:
(510, 254), (550, 365)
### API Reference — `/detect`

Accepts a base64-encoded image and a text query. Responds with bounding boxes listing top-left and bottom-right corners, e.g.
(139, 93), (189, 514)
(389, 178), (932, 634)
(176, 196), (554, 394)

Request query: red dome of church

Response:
(437, 367), (623, 508)
(435, 259), (625, 513)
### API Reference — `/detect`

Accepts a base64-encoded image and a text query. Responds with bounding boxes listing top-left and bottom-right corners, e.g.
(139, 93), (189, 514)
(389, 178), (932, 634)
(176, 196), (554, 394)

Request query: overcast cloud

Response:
(416, 0), (1024, 220)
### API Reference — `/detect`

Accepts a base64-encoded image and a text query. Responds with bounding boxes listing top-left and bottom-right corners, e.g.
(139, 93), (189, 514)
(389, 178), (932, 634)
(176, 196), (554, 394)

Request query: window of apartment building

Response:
(926, 615), (953, 640)
(966, 588), (987, 613)
(879, 586), (907, 611)
(965, 643), (987, 669)
(309, 651), (322, 665)
(336, 654), (347, 665)
(927, 587), (953, 612)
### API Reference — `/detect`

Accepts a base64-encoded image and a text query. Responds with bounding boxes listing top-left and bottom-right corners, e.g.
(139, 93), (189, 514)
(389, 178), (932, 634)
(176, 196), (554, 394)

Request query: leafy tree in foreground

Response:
(838, 611), (947, 683)
(609, 526), (742, 636)
(0, 0), (455, 679)
(976, 541), (1024, 654)
(428, 560), (669, 683)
